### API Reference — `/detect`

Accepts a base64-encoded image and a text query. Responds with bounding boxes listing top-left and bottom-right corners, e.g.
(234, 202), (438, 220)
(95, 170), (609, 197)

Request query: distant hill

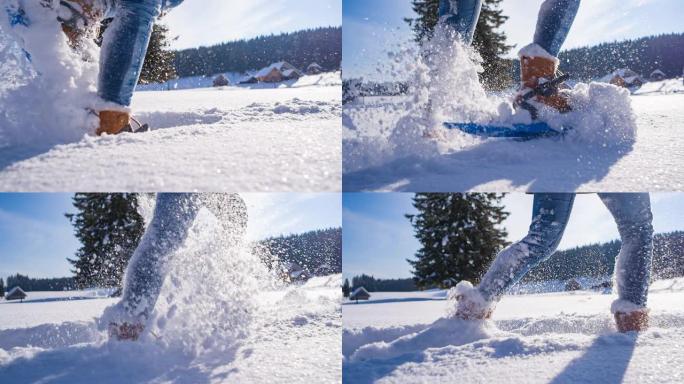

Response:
(350, 275), (418, 292)
(258, 228), (342, 278)
(175, 27), (342, 77)
(4, 274), (75, 292)
(523, 231), (684, 283)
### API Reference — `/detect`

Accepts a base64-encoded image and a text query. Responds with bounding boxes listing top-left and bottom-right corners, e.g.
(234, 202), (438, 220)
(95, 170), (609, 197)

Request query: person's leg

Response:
(105, 193), (201, 340)
(96, 0), (184, 134)
(96, 0), (160, 135)
(438, 0), (482, 45)
(533, 0), (581, 57)
(599, 193), (654, 332)
(456, 194), (576, 319)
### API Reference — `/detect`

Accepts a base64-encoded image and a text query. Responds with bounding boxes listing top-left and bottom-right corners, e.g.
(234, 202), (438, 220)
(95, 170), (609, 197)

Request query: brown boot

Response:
(108, 322), (145, 341)
(454, 294), (494, 320)
(614, 309), (649, 333)
(517, 46), (571, 113)
(97, 110), (131, 135)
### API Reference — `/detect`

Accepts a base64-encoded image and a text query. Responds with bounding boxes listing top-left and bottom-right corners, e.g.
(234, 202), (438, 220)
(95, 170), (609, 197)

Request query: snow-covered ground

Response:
(343, 91), (683, 192)
(0, 84), (341, 192)
(0, 275), (342, 384)
(343, 278), (684, 383)
(0, 11), (342, 192)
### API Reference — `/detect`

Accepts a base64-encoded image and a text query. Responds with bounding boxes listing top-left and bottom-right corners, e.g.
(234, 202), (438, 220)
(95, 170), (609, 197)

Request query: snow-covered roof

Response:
(6, 286), (27, 299)
(308, 62), (322, 69)
(613, 68), (639, 78)
(650, 69), (665, 76)
(255, 61), (300, 78)
(350, 286), (370, 298)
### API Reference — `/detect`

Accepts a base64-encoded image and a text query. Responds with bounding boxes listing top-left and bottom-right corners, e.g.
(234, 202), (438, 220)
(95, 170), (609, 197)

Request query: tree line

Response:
(174, 27), (342, 78)
(555, 33), (684, 81)
(522, 231), (684, 283)
(344, 275), (418, 293)
(3, 274), (75, 292)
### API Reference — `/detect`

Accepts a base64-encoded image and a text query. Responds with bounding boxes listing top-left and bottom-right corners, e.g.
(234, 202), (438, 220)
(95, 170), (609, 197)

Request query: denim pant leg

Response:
(98, 0), (161, 106)
(533, 0), (581, 56)
(478, 193), (575, 302)
(438, 0), (482, 45)
(121, 193), (201, 319)
(599, 193), (654, 307)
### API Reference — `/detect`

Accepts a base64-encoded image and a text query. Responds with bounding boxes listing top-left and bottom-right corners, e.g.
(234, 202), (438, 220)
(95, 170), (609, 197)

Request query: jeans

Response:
(478, 193), (654, 307)
(98, 0), (183, 106)
(439, 0), (581, 56)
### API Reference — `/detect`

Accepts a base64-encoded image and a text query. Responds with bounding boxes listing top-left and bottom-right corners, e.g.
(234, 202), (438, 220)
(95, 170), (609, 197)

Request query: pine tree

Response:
(405, 0), (514, 89)
(0, 278), (4, 297)
(97, 20), (177, 84)
(139, 23), (177, 84)
(342, 278), (351, 298)
(406, 193), (510, 289)
(66, 194), (145, 289)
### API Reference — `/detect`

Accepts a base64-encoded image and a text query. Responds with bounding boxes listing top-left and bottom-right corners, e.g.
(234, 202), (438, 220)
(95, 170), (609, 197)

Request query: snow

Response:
(633, 78), (684, 96)
(343, 278), (684, 383)
(0, 19), (341, 192)
(0, 278), (342, 384)
(518, 43), (559, 64)
(0, 86), (342, 191)
(136, 71), (341, 92)
(343, 90), (683, 193)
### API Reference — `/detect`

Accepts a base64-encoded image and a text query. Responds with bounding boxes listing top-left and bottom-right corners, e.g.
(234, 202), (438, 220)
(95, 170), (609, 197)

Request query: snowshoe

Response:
(443, 75), (572, 140)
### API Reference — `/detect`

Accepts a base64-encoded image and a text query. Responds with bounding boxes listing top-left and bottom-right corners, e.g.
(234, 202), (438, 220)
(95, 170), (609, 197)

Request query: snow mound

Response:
(138, 206), (274, 355)
(0, 2), (99, 148)
(349, 317), (491, 363)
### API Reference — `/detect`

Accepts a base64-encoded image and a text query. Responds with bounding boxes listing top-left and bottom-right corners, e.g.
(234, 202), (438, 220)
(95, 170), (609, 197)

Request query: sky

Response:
(343, 0), (684, 80)
(163, 0), (342, 50)
(343, 193), (684, 280)
(0, 193), (341, 281)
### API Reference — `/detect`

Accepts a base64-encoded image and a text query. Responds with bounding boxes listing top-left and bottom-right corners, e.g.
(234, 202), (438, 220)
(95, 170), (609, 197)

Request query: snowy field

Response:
(343, 278), (684, 383)
(343, 80), (684, 193)
(0, 79), (341, 192)
(0, 275), (342, 384)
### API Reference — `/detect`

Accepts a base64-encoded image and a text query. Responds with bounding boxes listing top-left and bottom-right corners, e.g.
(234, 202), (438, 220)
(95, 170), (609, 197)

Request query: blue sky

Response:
(343, 193), (684, 279)
(0, 193), (341, 281)
(164, 0), (342, 50)
(343, 0), (684, 80)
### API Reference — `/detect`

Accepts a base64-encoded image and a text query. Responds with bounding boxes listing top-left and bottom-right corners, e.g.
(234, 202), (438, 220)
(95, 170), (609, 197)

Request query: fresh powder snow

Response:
(342, 279), (684, 383)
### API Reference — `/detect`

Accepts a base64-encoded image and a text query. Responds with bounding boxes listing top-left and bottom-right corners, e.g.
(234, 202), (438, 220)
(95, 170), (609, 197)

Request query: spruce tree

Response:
(97, 21), (177, 84)
(406, 0), (514, 89)
(406, 193), (510, 289)
(66, 194), (145, 289)
(139, 23), (177, 84)
(342, 278), (351, 298)
(0, 278), (4, 297)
